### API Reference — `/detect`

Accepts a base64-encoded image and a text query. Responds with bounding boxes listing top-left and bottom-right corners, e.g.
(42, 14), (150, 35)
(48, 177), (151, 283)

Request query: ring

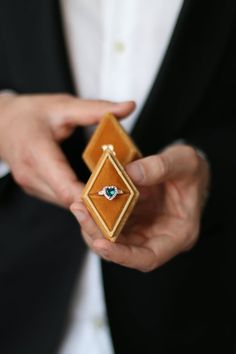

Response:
(98, 186), (123, 200)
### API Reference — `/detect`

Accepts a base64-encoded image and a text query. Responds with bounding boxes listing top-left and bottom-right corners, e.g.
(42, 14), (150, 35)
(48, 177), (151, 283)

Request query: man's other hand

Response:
(0, 93), (135, 207)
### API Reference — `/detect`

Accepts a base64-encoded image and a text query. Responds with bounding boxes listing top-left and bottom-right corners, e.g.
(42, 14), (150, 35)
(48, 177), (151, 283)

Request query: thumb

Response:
(125, 145), (200, 186)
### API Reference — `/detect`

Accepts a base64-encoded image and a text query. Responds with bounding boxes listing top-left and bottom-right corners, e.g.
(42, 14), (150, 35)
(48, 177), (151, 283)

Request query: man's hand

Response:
(71, 145), (210, 272)
(0, 93), (135, 207)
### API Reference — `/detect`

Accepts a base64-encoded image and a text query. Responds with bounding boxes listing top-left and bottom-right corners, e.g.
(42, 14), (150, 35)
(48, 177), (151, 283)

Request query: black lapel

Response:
(132, 0), (236, 155)
(0, 0), (75, 93)
(0, 0), (90, 179)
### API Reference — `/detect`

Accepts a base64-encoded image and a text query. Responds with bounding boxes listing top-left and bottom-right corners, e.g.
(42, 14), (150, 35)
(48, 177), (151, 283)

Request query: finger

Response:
(144, 213), (199, 265)
(57, 97), (136, 125)
(12, 163), (61, 205)
(24, 185), (59, 206)
(92, 238), (157, 272)
(35, 138), (84, 207)
(23, 174), (65, 206)
(70, 202), (104, 240)
(126, 145), (200, 186)
(145, 232), (186, 268)
(71, 201), (146, 248)
(71, 202), (116, 253)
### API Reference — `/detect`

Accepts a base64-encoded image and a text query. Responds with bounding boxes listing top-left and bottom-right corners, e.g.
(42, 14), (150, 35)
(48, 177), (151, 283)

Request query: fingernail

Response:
(126, 161), (144, 183)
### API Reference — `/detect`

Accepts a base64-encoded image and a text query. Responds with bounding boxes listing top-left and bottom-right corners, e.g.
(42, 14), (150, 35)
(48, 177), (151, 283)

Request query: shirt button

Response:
(93, 316), (105, 329)
(113, 41), (126, 53)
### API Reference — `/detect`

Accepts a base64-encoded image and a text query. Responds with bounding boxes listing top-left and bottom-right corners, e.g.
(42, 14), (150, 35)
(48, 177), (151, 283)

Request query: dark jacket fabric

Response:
(0, 1), (235, 353)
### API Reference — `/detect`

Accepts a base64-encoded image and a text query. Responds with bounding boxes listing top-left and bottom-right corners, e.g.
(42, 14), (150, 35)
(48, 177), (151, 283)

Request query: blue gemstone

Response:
(105, 187), (116, 198)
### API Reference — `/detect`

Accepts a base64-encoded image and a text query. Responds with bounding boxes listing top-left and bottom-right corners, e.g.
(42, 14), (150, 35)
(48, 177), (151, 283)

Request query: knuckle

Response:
(182, 223), (200, 252)
(185, 146), (200, 173)
(140, 266), (150, 273)
(140, 260), (156, 273)
(140, 265), (152, 273)
(56, 185), (72, 206)
(156, 154), (169, 178)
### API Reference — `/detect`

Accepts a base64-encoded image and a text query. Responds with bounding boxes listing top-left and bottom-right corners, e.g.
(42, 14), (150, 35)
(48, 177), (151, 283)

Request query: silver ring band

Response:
(98, 186), (123, 200)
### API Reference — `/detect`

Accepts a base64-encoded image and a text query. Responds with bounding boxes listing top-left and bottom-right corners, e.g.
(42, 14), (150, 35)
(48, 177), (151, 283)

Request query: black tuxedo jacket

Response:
(0, 1), (235, 353)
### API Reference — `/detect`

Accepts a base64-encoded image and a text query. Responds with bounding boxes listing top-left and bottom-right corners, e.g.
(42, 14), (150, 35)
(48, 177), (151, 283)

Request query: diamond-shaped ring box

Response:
(82, 113), (142, 242)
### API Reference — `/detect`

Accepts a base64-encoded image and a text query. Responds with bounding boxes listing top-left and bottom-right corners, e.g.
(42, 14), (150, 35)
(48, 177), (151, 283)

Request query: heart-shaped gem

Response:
(104, 186), (118, 200)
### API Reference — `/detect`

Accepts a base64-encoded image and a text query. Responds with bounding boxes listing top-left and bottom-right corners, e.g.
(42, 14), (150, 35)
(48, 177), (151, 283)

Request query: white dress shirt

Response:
(59, 1), (183, 354)
(0, 1), (183, 353)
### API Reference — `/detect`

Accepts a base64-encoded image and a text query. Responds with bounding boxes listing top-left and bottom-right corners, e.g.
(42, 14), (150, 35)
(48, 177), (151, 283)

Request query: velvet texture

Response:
(83, 113), (142, 171)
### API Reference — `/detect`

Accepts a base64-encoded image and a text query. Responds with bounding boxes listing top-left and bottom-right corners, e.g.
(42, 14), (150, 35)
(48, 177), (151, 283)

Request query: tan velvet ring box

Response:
(82, 113), (142, 242)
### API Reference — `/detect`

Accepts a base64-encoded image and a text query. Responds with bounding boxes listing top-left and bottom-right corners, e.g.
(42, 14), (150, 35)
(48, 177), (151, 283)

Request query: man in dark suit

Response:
(0, 1), (235, 353)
